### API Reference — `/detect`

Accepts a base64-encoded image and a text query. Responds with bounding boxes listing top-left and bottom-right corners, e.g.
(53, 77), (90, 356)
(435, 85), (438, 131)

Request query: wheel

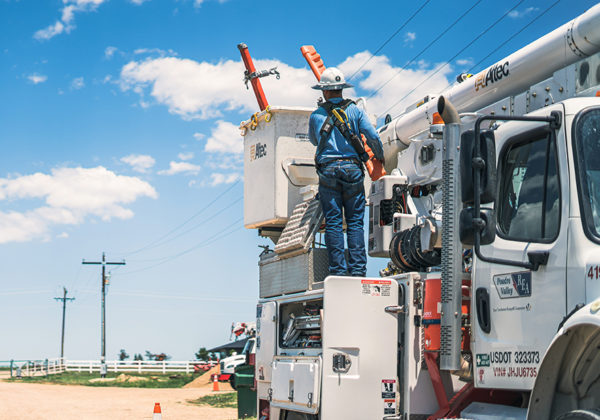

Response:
(281, 410), (318, 420)
(555, 409), (600, 420)
(229, 374), (237, 390)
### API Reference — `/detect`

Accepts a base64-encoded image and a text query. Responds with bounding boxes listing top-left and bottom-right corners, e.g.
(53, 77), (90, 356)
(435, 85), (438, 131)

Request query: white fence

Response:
(64, 360), (211, 374)
(8, 359), (216, 377)
(11, 358), (66, 377)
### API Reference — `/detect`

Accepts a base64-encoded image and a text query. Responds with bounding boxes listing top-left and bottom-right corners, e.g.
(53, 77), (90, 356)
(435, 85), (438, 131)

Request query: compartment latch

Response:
(332, 353), (352, 373)
(385, 305), (405, 314)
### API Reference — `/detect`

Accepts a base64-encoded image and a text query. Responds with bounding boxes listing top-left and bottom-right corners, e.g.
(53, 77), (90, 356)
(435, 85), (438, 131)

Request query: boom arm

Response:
(379, 3), (600, 170)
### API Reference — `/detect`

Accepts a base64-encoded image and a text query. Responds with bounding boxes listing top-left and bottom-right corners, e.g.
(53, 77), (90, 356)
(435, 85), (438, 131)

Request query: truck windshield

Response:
(574, 108), (600, 241)
(242, 338), (254, 355)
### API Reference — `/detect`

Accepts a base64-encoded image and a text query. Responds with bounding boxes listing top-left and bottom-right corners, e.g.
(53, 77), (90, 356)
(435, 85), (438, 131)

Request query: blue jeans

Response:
(317, 160), (366, 276)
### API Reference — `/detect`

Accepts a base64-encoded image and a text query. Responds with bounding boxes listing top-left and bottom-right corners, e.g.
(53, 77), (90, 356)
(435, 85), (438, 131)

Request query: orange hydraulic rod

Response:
(300, 44), (386, 182)
(300, 45), (326, 80)
(238, 43), (269, 111)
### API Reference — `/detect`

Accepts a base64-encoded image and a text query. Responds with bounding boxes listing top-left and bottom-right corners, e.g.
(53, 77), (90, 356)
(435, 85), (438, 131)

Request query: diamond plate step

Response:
(274, 198), (323, 258)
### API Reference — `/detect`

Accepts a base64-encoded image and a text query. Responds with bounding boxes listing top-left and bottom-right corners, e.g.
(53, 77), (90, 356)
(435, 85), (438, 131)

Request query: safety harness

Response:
(315, 99), (370, 168)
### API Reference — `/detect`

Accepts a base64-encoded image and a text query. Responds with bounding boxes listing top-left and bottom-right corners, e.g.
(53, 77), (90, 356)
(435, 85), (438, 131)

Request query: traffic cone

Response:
(153, 402), (162, 420)
(212, 373), (220, 391)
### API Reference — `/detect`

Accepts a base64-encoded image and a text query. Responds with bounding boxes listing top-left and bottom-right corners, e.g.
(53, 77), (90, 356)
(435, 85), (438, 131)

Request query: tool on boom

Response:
(300, 45), (387, 181)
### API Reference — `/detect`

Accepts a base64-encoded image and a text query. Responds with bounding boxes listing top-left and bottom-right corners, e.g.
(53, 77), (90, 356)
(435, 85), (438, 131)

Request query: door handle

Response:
(527, 251), (549, 271)
(332, 353), (351, 373)
(476, 287), (491, 334)
(385, 305), (405, 314)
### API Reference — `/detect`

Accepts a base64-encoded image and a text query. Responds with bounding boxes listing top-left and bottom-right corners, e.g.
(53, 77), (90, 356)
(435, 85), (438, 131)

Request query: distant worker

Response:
(308, 67), (385, 277)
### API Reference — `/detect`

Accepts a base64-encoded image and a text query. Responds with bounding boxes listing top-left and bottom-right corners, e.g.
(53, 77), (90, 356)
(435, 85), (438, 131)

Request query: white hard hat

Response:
(311, 67), (353, 90)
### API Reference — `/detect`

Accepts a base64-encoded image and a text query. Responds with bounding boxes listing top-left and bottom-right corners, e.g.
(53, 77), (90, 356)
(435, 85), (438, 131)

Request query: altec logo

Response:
(475, 61), (510, 92)
(249, 142), (267, 161)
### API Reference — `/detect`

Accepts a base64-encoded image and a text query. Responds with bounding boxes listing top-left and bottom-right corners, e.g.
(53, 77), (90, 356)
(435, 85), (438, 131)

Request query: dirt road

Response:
(0, 380), (238, 419)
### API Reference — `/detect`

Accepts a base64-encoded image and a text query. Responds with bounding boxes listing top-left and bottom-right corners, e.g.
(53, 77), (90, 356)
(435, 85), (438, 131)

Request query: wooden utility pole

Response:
(54, 287), (75, 359)
(82, 252), (125, 377)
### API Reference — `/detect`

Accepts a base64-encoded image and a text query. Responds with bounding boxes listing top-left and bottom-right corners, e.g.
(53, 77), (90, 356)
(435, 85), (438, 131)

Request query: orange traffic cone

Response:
(212, 373), (220, 391)
(153, 402), (162, 420)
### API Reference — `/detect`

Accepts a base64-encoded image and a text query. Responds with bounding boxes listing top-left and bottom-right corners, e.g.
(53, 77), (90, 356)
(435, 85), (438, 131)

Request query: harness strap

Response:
(316, 100), (369, 167)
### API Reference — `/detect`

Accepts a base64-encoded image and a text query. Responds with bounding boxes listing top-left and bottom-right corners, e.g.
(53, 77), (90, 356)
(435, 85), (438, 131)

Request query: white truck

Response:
(241, 4), (600, 419)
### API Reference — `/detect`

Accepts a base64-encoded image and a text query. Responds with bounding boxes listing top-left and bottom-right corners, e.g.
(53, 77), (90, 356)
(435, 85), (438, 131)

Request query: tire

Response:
(229, 374), (237, 391)
(555, 409), (600, 420)
(281, 410), (318, 420)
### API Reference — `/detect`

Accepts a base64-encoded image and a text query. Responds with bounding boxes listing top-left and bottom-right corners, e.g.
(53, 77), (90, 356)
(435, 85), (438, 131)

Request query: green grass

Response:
(6, 371), (199, 388)
(188, 392), (238, 409)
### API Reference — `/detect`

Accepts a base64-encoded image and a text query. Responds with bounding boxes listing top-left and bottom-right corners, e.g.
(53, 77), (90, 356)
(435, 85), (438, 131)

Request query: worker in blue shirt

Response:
(308, 67), (385, 277)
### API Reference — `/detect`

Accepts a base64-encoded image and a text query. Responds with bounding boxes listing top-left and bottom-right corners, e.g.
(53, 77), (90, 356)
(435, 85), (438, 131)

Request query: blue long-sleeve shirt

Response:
(308, 97), (384, 165)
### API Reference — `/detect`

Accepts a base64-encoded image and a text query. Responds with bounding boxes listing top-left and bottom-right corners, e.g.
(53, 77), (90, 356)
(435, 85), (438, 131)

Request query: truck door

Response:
(321, 276), (399, 419)
(256, 302), (276, 392)
(473, 106), (568, 390)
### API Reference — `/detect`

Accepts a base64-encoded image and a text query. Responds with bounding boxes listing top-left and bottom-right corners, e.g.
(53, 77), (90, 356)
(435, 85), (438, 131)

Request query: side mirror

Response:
(459, 207), (496, 245)
(460, 129), (497, 205)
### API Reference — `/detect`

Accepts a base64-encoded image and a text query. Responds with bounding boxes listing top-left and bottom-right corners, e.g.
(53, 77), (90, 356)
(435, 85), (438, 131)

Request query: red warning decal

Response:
(361, 280), (391, 296)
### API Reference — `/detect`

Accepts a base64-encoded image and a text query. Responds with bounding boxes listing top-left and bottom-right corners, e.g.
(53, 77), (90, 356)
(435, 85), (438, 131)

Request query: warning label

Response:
(383, 399), (396, 415)
(381, 379), (396, 398)
(361, 279), (391, 297)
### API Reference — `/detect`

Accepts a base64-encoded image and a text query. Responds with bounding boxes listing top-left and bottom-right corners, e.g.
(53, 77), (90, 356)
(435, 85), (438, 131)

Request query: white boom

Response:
(379, 3), (600, 169)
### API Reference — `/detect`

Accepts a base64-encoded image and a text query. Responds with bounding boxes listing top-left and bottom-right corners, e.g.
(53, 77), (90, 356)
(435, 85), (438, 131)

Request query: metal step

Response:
(274, 198), (323, 258)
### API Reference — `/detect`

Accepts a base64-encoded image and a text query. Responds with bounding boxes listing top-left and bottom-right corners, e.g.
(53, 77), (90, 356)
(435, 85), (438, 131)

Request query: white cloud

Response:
(0, 167), (157, 243)
(508, 7), (539, 19)
(338, 51), (453, 116)
(456, 58), (474, 67)
(194, 0), (229, 6)
(178, 152), (194, 161)
(105, 46), (117, 59)
(158, 161), (201, 176)
(210, 173), (240, 186)
(119, 56), (319, 120)
(34, 0), (107, 41)
(130, 0), (150, 4)
(193, 132), (205, 141)
(27, 73), (48, 84)
(404, 32), (416, 45)
(119, 50), (453, 121)
(34, 21), (66, 40)
(205, 120), (243, 154)
(71, 77), (85, 90)
(120, 154), (156, 173)
(133, 48), (176, 57)
(57, 232), (69, 239)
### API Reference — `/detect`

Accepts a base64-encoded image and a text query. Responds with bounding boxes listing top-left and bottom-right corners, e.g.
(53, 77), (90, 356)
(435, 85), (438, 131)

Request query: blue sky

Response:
(1, 0), (598, 361)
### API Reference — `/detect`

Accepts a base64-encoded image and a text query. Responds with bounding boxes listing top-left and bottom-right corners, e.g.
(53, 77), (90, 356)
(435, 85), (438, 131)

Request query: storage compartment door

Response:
(256, 302), (277, 385)
(322, 276), (399, 419)
(271, 356), (321, 415)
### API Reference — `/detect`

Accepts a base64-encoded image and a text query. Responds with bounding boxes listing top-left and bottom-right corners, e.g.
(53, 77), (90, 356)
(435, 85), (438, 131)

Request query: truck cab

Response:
(472, 98), (600, 415)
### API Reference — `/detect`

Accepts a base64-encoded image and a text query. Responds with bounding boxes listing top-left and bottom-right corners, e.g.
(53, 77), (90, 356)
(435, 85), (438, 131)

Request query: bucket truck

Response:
(240, 4), (600, 419)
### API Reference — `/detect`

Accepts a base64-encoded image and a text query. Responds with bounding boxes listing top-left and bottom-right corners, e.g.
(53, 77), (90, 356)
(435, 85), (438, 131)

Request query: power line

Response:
(379, 0), (527, 117)
(125, 195), (243, 260)
(120, 179), (241, 257)
(461, 0), (562, 81)
(347, 0), (432, 81)
(366, 0), (483, 100)
(116, 218), (242, 276)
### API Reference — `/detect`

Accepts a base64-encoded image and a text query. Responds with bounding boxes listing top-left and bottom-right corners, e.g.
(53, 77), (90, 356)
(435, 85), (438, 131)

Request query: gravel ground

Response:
(0, 380), (238, 419)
